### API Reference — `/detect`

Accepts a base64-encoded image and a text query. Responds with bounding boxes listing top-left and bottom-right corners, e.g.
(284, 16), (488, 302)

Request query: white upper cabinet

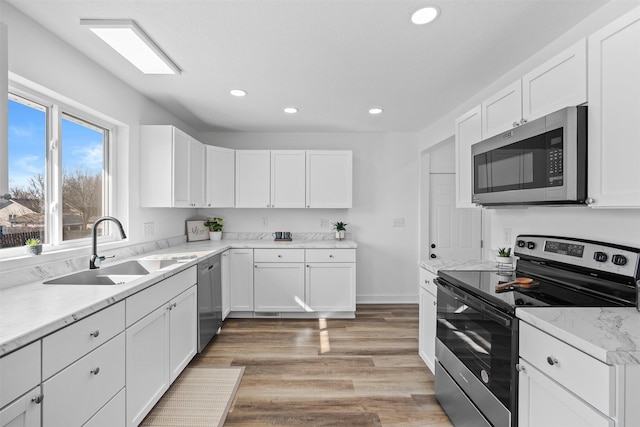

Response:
(587, 7), (640, 208)
(235, 150), (271, 208)
(481, 39), (587, 139)
(522, 39), (587, 122)
(271, 150), (306, 208)
(306, 150), (353, 208)
(205, 145), (235, 208)
(454, 105), (482, 208)
(140, 126), (206, 208)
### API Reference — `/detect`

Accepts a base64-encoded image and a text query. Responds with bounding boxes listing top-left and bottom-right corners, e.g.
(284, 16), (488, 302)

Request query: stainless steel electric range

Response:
(434, 235), (640, 427)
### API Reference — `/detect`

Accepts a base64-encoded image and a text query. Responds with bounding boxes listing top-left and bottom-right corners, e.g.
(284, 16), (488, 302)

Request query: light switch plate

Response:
(392, 218), (405, 227)
(260, 217), (268, 228)
(320, 219), (330, 229)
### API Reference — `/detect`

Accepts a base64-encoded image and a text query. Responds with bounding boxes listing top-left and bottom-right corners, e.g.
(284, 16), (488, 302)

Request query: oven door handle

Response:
(452, 296), (512, 327)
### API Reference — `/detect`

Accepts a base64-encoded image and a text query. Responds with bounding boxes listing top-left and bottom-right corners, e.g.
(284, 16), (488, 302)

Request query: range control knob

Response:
(593, 251), (608, 262)
(612, 255), (628, 266)
(517, 240), (526, 248)
(527, 241), (536, 250)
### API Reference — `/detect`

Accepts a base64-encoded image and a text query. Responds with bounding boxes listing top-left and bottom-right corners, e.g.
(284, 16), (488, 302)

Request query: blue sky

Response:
(8, 99), (103, 190)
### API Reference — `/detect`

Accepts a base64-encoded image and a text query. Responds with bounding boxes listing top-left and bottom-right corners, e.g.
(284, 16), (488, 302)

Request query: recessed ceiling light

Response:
(230, 89), (247, 97)
(284, 107), (298, 114)
(369, 108), (384, 115)
(80, 19), (181, 74)
(411, 6), (440, 25)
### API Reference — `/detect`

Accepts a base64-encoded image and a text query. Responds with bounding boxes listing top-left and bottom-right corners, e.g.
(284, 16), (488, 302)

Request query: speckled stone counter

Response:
(0, 238), (357, 356)
(517, 307), (640, 365)
(419, 258), (510, 275)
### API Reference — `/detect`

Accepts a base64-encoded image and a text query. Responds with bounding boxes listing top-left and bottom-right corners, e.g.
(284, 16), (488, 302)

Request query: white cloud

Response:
(70, 142), (103, 172)
(9, 124), (35, 138)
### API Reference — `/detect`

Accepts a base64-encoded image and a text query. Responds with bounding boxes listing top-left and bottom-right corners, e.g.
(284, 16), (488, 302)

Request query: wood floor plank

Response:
(190, 304), (452, 427)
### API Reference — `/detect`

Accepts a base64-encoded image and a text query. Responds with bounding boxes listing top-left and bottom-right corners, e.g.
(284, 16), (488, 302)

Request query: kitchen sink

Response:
(43, 259), (179, 285)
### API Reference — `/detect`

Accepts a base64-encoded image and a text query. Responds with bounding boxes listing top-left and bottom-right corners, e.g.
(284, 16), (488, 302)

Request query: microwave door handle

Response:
(452, 296), (512, 328)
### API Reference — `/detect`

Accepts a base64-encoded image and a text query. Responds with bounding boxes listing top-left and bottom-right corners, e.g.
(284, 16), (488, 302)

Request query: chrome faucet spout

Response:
(89, 216), (127, 269)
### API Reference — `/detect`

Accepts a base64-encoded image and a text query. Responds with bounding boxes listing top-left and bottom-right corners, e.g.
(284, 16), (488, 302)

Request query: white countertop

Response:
(0, 239), (357, 356)
(517, 307), (640, 366)
(419, 258), (510, 274)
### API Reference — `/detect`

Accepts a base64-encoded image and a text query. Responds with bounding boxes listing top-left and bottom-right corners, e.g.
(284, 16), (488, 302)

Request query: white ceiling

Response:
(7, 0), (607, 133)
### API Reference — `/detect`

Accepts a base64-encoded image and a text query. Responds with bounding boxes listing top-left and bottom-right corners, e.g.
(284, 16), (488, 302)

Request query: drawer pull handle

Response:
(546, 356), (559, 366)
(90, 367), (100, 375)
(90, 330), (100, 338)
(329, 255), (334, 258)
(278, 255), (282, 258)
(516, 363), (526, 373)
(31, 394), (43, 404)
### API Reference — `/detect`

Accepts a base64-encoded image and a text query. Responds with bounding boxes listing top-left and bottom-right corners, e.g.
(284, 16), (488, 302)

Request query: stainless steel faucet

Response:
(89, 216), (127, 269)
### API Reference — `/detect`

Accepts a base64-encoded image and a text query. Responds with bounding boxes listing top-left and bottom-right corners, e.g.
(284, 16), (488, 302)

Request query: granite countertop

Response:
(517, 307), (640, 366)
(0, 239), (357, 356)
(419, 258), (510, 275)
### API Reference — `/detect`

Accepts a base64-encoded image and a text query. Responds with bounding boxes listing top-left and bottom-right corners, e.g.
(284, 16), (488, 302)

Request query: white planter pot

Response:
(335, 230), (345, 240)
(209, 231), (222, 241)
(495, 256), (513, 264)
(26, 244), (42, 256)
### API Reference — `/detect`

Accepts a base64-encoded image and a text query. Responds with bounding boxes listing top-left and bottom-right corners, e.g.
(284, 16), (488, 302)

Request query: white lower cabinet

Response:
(125, 267), (197, 427)
(221, 250), (231, 320)
(0, 386), (41, 427)
(418, 268), (437, 374)
(229, 249), (254, 312)
(43, 333), (125, 427)
(305, 249), (356, 312)
(254, 263), (306, 312)
(83, 388), (126, 427)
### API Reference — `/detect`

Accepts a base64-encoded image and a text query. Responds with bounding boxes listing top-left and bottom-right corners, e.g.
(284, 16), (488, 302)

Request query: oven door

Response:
(435, 279), (517, 427)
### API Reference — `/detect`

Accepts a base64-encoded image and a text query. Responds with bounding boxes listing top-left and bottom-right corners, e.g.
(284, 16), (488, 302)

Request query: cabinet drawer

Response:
(83, 388), (125, 427)
(126, 266), (197, 327)
(43, 333), (125, 427)
(305, 249), (356, 263)
(420, 267), (437, 295)
(0, 341), (41, 408)
(254, 249), (305, 263)
(43, 301), (124, 379)
(519, 322), (614, 416)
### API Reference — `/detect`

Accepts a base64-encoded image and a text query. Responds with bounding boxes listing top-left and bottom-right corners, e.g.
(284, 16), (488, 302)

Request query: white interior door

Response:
(429, 173), (482, 261)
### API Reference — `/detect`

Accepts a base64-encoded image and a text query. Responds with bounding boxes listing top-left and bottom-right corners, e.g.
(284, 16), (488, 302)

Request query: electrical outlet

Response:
(260, 217), (268, 228)
(144, 222), (155, 236)
(320, 219), (330, 229)
(503, 227), (512, 245)
(392, 218), (405, 227)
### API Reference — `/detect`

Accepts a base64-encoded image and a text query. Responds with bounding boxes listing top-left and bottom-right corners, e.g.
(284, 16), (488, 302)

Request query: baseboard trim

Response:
(356, 295), (418, 304)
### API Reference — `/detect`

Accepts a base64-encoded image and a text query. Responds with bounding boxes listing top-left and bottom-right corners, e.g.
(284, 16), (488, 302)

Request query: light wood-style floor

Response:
(190, 304), (453, 426)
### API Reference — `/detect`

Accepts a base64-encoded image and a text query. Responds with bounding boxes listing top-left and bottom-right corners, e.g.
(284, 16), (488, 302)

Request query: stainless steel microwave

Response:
(471, 106), (587, 207)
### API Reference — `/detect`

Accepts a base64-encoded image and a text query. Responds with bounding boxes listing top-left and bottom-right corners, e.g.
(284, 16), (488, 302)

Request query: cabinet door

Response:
(481, 79), (522, 139)
(305, 263), (356, 312)
(522, 39), (587, 122)
(0, 386), (41, 427)
(169, 286), (197, 383)
(454, 105), (482, 208)
(306, 151), (352, 208)
(271, 150), (306, 208)
(172, 128), (191, 207)
(126, 305), (170, 427)
(221, 250), (231, 320)
(189, 139), (206, 207)
(587, 6), (640, 208)
(418, 285), (436, 375)
(229, 249), (254, 311)
(518, 359), (613, 427)
(206, 146), (235, 207)
(83, 388), (125, 427)
(254, 263), (305, 312)
(235, 150), (271, 208)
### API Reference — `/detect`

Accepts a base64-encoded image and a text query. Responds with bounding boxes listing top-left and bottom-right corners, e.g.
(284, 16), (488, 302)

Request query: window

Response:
(1, 88), (113, 252)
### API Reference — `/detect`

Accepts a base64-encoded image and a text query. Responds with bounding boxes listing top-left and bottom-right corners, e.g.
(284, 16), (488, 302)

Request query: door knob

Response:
(430, 254), (436, 259)
(431, 244), (436, 248)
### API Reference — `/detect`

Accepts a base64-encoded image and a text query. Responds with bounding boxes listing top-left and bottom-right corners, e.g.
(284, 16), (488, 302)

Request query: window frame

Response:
(3, 82), (117, 257)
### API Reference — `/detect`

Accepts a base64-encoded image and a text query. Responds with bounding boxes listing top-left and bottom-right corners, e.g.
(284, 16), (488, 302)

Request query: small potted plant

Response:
(204, 217), (223, 241)
(496, 247), (512, 265)
(25, 238), (42, 256)
(333, 221), (348, 240)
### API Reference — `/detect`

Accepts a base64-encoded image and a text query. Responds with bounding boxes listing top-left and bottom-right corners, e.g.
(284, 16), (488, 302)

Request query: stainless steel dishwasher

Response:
(197, 253), (222, 352)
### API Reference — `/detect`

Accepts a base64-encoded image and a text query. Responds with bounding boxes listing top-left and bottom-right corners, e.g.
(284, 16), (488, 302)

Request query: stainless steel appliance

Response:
(471, 106), (587, 207)
(197, 253), (222, 352)
(435, 235), (640, 427)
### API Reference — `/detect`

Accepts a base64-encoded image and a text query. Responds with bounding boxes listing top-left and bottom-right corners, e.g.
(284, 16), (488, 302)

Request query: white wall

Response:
(200, 132), (420, 303)
(1, 4), (195, 269)
(417, 1), (640, 256)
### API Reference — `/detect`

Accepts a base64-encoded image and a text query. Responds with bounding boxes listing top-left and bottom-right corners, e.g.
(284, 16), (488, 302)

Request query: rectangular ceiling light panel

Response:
(80, 19), (181, 75)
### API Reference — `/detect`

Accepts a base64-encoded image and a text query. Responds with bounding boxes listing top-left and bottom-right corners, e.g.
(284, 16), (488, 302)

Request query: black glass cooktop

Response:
(437, 269), (634, 314)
